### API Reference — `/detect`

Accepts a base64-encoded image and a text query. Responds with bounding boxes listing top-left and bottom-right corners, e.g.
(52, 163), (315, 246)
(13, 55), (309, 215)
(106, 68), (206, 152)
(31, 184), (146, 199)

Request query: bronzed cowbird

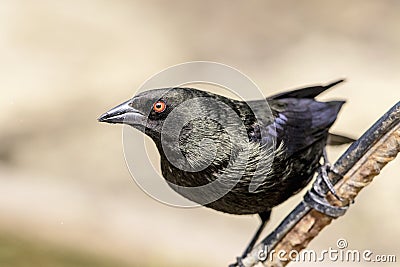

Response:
(98, 79), (353, 260)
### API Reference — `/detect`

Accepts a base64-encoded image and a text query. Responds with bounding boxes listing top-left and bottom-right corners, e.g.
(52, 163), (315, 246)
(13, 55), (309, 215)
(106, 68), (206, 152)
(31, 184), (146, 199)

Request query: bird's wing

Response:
(249, 98), (345, 156)
(267, 79), (344, 100)
(244, 79), (348, 156)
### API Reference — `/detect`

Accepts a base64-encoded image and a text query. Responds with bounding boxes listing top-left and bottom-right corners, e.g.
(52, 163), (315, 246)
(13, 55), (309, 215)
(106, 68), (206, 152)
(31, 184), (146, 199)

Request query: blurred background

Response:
(0, 0), (399, 266)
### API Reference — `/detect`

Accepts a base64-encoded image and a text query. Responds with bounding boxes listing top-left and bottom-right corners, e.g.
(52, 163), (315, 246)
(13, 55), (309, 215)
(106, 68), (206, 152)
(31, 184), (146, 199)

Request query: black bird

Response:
(98, 79), (353, 261)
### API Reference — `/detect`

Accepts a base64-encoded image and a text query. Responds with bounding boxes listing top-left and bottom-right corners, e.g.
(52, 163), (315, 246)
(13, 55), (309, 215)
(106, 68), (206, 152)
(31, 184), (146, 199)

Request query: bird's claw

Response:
(303, 163), (349, 218)
(319, 148), (345, 201)
(318, 164), (345, 202)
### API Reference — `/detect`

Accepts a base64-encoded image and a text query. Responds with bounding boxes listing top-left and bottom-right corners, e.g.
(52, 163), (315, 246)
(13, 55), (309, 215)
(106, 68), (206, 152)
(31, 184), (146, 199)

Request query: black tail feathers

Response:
(327, 133), (356, 146)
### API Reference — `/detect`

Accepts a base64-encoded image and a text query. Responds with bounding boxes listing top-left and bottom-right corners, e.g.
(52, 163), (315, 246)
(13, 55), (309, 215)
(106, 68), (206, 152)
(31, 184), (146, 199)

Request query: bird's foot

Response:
(229, 257), (245, 267)
(318, 163), (344, 202)
(303, 163), (349, 218)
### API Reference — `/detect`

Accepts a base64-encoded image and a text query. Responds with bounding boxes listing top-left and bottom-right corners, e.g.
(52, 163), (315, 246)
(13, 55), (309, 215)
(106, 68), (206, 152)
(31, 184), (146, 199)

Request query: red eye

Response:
(153, 100), (166, 113)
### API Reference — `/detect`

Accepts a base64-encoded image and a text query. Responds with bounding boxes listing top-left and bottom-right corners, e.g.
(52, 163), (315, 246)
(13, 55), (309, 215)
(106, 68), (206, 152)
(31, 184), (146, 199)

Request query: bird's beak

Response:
(98, 99), (145, 126)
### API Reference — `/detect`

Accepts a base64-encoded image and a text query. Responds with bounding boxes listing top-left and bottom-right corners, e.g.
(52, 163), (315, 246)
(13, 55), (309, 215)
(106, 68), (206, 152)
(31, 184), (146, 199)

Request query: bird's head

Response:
(98, 87), (219, 138)
(98, 88), (185, 134)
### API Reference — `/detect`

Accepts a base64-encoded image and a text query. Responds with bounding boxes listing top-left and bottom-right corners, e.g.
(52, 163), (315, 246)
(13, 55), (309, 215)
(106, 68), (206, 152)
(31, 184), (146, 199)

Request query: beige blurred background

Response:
(1, 0), (399, 266)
